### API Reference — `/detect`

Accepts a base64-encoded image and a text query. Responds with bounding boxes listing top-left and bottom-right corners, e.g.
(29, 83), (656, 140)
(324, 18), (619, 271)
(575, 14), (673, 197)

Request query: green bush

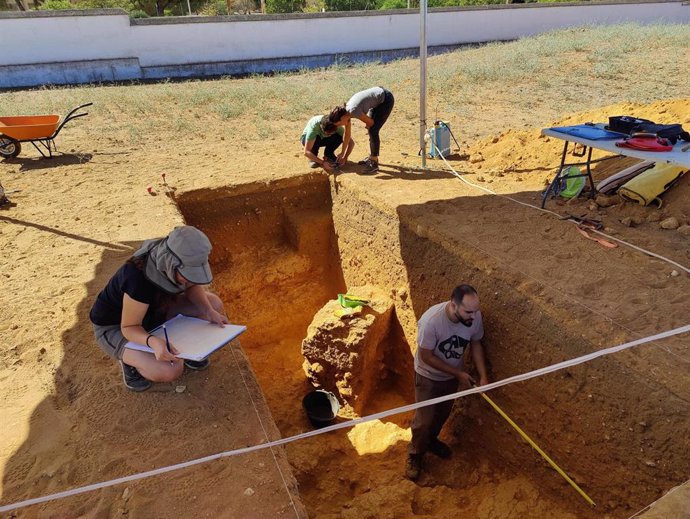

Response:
(302, 0), (325, 11)
(79, 0), (134, 8)
(379, 0), (404, 7)
(265, 0), (304, 12)
(377, 0), (518, 8)
(199, 0), (228, 14)
(38, 0), (75, 9)
(38, 0), (140, 9)
(325, 0), (380, 10)
(450, 0), (504, 5)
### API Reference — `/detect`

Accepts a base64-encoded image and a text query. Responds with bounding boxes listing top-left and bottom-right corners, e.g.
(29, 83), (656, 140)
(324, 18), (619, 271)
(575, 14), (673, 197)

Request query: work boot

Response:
(429, 439), (452, 459)
(120, 362), (152, 392)
(405, 454), (422, 481)
(184, 358), (210, 371)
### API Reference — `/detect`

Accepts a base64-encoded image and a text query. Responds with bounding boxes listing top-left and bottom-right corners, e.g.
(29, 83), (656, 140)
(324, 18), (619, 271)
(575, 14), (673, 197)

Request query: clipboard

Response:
(125, 314), (247, 361)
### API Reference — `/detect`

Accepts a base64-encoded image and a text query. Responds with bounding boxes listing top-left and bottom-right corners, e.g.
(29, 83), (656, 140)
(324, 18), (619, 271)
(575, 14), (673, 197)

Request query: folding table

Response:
(540, 124), (690, 208)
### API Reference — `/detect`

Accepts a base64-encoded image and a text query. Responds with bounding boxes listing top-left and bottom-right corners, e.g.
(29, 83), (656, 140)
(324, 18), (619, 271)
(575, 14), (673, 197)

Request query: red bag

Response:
(615, 136), (673, 152)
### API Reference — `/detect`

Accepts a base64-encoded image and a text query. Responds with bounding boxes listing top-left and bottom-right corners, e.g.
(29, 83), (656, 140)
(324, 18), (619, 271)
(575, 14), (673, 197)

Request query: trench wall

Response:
(327, 177), (690, 515)
(1, 1), (689, 87)
(174, 173), (690, 516)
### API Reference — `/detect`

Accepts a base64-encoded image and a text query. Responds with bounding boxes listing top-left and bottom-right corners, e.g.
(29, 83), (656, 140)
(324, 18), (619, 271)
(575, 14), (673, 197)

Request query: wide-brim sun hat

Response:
(166, 226), (213, 284)
(137, 225), (213, 294)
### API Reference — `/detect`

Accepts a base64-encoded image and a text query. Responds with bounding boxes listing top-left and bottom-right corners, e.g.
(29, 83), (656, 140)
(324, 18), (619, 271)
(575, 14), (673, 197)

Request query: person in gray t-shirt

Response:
(405, 284), (489, 481)
(327, 86), (394, 174)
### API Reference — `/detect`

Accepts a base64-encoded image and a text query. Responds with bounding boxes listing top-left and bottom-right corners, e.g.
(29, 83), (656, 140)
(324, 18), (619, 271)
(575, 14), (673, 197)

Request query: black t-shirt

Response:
(89, 262), (166, 330)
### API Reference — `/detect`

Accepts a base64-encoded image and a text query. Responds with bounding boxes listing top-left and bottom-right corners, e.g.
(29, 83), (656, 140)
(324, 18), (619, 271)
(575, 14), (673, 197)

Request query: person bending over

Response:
(406, 284), (489, 481)
(89, 225), (228, 392)
(328, 86), (394, 174)
(301, 115), (354, 172)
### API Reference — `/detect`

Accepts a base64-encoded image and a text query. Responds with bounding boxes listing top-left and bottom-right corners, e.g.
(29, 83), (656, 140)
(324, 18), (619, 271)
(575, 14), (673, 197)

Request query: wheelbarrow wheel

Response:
(0, 136), (21, 159)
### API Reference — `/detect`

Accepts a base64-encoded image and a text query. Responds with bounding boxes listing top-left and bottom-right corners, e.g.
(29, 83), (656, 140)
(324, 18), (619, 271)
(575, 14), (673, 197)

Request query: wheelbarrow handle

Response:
(53, 103), (93, 138)
(63, 102), (93, 122)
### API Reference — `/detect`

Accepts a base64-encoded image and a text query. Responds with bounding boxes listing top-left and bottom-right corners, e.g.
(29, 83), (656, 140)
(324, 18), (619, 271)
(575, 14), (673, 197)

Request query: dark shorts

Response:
(92, 323), (128, 360)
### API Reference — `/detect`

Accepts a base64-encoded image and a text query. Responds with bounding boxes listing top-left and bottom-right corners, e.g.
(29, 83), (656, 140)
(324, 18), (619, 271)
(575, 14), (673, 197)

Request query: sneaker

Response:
(429, 439), (452, 459)
(308, 161), (319, 169)
(184, 358), (210, 371)
(405, 454), (422, 481)
(361, 159), (379, 174)
(120, 362), (152, 392)
(357, 157), (371, 165)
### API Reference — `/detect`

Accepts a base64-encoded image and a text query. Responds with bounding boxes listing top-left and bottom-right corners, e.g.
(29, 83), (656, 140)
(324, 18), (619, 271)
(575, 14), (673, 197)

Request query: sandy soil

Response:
(1, 66), (689, 519)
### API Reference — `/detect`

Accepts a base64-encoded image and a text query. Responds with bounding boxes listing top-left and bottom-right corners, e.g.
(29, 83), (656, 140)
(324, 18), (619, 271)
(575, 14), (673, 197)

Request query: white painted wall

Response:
(0, 14), (133, 65)
(0, 2), (688, 68)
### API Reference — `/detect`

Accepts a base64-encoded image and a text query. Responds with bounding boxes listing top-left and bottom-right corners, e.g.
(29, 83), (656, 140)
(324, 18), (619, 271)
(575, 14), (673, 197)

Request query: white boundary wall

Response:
(0, 1), (688, 87)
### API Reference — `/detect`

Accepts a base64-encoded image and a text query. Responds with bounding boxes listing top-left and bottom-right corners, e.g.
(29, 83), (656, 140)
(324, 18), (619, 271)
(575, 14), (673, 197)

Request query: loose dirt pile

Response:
(465, 99), (690, 256)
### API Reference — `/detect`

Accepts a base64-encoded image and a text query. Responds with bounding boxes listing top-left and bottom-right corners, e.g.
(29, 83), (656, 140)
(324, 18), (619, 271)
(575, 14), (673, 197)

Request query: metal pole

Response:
(419, 0), (427, 169)
(187, 0), (192, 15)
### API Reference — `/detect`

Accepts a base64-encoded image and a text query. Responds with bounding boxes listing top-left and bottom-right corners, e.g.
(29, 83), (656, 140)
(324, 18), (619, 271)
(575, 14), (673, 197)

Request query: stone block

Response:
(301, 286), (394, 414)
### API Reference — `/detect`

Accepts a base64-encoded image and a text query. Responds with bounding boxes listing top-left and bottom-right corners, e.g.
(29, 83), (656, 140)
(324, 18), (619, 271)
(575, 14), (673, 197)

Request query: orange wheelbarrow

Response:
(0, 103), (92, 159)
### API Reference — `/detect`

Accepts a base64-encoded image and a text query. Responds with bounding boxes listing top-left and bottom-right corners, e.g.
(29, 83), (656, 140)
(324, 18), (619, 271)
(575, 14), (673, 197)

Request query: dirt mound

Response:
(463, 98), (690, 264)
(468, 98), (690, 175)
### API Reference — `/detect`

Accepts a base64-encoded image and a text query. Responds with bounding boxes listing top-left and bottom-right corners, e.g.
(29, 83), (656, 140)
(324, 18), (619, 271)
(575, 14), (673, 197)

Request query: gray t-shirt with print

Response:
(346, 87), (386, 118)
(414, 301), (484, 381)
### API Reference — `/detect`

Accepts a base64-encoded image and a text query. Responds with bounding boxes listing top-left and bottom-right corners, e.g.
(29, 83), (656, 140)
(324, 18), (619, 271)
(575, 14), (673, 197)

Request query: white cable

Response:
(1, 324), (688, 514)
(427, 139), (690, 364)
(228, 342), (302, 519)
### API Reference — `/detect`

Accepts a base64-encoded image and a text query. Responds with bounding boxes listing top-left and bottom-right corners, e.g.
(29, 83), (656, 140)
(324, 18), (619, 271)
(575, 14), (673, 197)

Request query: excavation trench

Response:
(177, 174), (689, 519)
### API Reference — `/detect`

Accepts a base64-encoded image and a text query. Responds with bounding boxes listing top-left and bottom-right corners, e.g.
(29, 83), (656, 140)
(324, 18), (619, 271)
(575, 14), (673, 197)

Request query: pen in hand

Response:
(163, 325), (174, 365)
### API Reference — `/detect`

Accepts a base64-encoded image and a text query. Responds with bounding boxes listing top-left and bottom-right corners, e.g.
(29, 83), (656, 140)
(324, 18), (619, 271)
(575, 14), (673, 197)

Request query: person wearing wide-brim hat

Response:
(89, 226), (228, 391)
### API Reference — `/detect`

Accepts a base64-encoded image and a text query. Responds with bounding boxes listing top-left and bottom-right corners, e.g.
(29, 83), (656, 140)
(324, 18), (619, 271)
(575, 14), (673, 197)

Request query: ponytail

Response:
(328, 105), (348, 124)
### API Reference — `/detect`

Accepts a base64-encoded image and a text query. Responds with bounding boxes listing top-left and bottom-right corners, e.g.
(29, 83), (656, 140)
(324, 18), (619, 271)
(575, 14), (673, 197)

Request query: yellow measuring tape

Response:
(479, 391), (596, 507)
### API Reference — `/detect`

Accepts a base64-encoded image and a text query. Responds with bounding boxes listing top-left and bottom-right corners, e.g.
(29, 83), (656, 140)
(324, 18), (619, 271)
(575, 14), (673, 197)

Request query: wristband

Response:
(145, 334), (154, 347)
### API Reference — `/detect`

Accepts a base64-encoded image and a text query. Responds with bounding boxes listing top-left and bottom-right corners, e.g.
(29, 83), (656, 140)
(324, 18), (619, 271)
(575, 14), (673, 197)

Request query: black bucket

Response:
(302, 390), (340, 428)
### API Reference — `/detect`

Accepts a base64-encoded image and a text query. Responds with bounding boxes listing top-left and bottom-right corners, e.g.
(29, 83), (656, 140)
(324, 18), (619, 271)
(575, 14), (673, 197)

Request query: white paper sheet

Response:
(125, 314), (246, 361)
